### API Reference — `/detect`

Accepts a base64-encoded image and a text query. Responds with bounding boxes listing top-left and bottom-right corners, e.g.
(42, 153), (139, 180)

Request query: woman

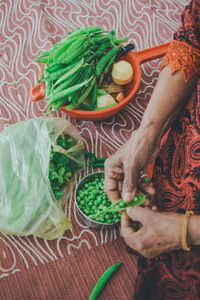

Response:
(104, 0), (200, 299)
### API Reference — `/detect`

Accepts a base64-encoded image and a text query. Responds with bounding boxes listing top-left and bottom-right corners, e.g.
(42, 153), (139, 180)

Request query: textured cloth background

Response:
(0, 0), (186, 299)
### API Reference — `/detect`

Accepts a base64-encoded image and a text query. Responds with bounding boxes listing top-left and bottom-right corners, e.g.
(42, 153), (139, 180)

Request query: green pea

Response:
(85, 209), (89, 215)
(119, 201), (127, 208)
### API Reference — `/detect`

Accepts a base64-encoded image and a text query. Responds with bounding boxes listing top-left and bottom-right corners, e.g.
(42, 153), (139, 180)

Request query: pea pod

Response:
(77, 77), (96, 105)
(95, 47), (120, 77)
(47, 76), (93, 106)
(89, 194), (146, 219)
(66, 103), (76, 110)
(94, 40), (110, 57)
(49, 37), (78, 61)
(113, 36), (129, 44)
(47, 97), (68, 114)
(57, 37), (85, 63)
(79, 103), (93, 111)
(54, 58), (84, 87)
(89, 263), (121, 300)
(43, 64), (76, 81)
(97, 89), (108, 96)
(52, 70), (81, 94)
(91, 82), (97, 108)
(46, 63), (65, 73)
(59, 40), (87, 64)
(68, 26), (102, 38)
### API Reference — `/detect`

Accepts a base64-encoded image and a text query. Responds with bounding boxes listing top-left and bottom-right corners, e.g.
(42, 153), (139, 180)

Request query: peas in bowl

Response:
(75, 172), (146, 229)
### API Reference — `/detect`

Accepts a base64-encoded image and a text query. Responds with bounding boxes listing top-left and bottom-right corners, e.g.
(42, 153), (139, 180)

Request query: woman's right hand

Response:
(104, 127), (159, 202)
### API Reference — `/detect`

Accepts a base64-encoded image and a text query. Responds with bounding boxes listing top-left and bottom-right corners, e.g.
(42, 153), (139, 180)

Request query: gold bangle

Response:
(181, 210), (193, 251)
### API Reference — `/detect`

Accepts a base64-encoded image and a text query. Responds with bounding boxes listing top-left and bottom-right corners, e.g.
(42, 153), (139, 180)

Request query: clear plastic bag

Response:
(0, 117), (84, 240)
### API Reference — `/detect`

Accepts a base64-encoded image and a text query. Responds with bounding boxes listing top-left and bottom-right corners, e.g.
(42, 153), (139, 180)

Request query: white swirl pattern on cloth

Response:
(0, 0), (186, 278)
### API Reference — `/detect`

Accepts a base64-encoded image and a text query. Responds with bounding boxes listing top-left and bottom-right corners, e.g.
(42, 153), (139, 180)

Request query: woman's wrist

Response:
(187, 215), (200, 246)
(131, 121), (163, 149)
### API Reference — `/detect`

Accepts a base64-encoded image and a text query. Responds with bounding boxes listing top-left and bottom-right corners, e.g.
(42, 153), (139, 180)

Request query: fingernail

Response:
(123, 192), (131, 202)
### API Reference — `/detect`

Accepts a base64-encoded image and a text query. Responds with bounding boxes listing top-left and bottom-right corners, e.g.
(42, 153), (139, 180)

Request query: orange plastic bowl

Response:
(30, 43), (170, 121)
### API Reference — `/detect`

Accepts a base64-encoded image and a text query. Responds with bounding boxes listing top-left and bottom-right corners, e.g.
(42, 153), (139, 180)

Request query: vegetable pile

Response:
(76, 174), (146, 224)
(49, 134), (82, 199)
(37, 26), (129, 113)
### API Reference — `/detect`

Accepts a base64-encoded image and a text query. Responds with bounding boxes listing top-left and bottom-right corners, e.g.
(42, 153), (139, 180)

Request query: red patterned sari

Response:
(135, 1), (200, 299)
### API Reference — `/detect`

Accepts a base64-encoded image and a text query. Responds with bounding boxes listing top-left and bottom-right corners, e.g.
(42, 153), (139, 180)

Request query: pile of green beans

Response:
(76, 174), (146, 224)
(36, 26), (128, 113)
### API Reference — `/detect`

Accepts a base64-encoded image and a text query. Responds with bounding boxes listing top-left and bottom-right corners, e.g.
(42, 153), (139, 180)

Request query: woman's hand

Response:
(121, 207), (183, 258)
(104, 66), (194, 204)
(104, 128), (159, 202)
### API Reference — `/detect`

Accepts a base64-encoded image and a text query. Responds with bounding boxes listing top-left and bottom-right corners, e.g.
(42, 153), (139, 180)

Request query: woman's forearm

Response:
(137, 65), (194, 142)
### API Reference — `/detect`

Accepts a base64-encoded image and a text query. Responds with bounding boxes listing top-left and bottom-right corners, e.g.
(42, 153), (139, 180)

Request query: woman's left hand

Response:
(121, 207), (184, 258)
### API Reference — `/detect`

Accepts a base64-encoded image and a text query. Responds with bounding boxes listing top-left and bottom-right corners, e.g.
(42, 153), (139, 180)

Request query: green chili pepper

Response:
(89, 263), (121, 300)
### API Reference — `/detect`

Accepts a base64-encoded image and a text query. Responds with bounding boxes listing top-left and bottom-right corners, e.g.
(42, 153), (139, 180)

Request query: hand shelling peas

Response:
(76, 173), (146, 224)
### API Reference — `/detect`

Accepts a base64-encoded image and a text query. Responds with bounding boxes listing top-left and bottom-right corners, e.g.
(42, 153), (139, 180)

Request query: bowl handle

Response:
(30, 63), (45, 102)
(133, 42), (170, 64)
(30, 81), (45, 102)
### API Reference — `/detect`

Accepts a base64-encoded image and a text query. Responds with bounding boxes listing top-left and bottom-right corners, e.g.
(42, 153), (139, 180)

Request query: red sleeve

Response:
(174, 0), (200, 50)
(161, 0), (200, 82)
